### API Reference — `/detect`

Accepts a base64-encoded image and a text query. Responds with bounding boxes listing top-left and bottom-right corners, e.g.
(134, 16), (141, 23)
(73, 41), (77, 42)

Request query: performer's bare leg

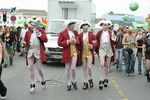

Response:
(36, 58), (44, 81)
(105, 57), (111, 79)
(83, 58), (88, 82)
(65, 63), (71, 85)
(27, 57), (35, 84)
(99, 56), (105, 81)
(70, 56), (77, 82)
(87, 56), (92, 80)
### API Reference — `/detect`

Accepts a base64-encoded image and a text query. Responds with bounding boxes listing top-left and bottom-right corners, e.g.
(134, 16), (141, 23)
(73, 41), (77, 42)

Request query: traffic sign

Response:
(11, 16), (16, 21)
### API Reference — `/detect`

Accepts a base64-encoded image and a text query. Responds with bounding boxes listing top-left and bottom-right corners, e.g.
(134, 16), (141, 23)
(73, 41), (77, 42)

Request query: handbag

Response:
(123, 47), (133, 55)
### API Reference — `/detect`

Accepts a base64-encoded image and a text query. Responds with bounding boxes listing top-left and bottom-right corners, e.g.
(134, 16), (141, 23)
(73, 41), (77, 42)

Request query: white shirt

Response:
(30, 31), (40, 46)
(83, 32), (88, 41)
(20, 28), (28, 40)
(101, 31), (110, 43)
(68, 30), (75, 39)
(28, 31), (40, 59)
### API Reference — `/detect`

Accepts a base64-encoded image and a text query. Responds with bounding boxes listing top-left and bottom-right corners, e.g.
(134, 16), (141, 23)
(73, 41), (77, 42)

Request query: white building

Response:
(47, 0), (96, 30)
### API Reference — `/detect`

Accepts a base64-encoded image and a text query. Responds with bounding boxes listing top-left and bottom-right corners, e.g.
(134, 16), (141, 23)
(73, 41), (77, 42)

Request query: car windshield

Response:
(48, 21), (66, 35)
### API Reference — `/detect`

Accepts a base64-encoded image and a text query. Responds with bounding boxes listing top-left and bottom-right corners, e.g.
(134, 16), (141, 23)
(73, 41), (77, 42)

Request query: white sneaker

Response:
(1, 96), (6, 100)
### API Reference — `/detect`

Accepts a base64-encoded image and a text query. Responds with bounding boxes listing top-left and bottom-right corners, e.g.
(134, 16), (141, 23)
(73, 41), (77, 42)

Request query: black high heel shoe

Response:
(99, 80), (104, 90)
(82, 82), (88, 90)
(88, 79), (94, 88)
(72, 82), (77, 90)
(104, 79), (108, 87)
(41, 81), (46, 88)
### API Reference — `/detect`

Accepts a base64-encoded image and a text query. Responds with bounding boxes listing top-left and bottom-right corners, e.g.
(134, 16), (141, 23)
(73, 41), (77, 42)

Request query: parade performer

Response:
(78, 22), (97, 89)
(96, 20), (116, 90)
(22, 20), (47, 93)
(58, 20), (80, 91)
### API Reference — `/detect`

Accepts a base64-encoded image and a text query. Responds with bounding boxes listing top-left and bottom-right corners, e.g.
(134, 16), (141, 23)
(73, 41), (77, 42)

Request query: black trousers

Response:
(0, 65), (7, 97)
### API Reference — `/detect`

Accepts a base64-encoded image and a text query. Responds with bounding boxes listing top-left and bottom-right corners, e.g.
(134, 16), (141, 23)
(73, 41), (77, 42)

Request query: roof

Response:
(16, 9), (47, 16)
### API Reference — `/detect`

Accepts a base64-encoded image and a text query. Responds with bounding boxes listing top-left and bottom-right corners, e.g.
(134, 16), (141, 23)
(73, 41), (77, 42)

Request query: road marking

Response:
(110, 76), (128, 100)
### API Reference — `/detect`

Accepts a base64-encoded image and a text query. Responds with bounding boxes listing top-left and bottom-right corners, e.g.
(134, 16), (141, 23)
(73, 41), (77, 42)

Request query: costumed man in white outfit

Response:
(96, 20), (116, 90)
(22, 19), (48, 94)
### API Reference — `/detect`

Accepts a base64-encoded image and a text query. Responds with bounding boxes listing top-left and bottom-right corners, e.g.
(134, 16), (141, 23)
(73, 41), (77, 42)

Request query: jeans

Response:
(124, 49), (135, 74)
(137, 52), (147, 73)
(115, 48), (123, 70)
(137, 52), (142, 72)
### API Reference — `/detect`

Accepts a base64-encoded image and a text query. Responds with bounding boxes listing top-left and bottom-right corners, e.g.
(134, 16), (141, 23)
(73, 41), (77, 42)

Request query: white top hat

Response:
(80, 21), (91, 29)
(99, 20), (107, 26)
(105, 20), (113, 26)
(65, 19), (77, 26)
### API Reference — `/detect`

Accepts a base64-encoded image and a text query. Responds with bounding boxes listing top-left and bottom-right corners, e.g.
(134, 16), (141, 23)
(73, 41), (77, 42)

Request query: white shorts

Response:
(99, 43), (113, 57)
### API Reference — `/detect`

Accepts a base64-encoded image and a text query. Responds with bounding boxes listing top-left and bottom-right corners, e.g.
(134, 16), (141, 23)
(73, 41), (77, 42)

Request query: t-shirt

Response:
(115, 34), (123, 49)
(137, 39), (144, 52)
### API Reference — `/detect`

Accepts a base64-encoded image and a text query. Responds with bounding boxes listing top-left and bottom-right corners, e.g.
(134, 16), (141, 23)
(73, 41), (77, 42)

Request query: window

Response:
(63, 8), (68, 19)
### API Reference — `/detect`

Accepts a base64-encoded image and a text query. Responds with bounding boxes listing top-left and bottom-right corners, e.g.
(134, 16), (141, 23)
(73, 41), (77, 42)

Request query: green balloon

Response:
(129, 2), (139, 11)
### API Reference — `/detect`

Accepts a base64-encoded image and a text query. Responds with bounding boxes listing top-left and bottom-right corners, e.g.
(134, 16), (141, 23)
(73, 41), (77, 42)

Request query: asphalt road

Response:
(1, 54), (150, 100)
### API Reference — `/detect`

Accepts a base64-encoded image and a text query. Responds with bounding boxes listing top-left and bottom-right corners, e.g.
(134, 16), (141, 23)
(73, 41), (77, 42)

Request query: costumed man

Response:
(22, 19), (47, 93)
(78, 22), (97, 90)
(96, 20), (116, 90)
(58, 20), (80, 91)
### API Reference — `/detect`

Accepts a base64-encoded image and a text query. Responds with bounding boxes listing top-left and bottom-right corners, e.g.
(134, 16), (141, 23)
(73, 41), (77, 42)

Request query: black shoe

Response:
(41, 81), (46, 88)
(138, 71), (142, 75)
(3, 64), (7, 68)
(146, 71), (150, 82)
(0, 81), (7, 98)
(82, 82), (88, 90)
(99, 80), (104, 90)
(67, 85), (72, 91)
(72, 82), (77, 90)
(88, 79), (94, 88)
(104, 79), (108, 87)
(19, 52), (23, 56)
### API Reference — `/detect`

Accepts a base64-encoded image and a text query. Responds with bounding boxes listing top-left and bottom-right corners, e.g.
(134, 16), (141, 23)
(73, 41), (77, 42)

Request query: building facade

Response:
(47, 0), (96, 30)
(97, 11), (145, 26)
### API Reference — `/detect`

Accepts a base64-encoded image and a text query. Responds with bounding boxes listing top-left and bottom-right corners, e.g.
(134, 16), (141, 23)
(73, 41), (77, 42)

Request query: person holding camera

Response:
(122, 28), (136, 76)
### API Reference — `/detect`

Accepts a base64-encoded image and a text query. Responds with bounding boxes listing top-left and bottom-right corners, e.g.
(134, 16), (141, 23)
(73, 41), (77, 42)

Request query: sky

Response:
(0, 0), (150, 18)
